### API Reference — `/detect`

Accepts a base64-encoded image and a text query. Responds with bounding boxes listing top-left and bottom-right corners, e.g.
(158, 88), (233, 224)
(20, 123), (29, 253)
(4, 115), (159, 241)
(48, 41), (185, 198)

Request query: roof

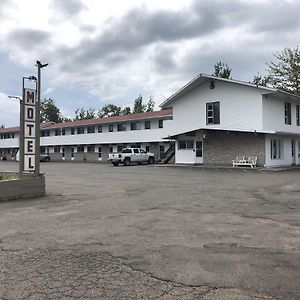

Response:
(159, 73), (300, 108)
(0, 109), (173, 133)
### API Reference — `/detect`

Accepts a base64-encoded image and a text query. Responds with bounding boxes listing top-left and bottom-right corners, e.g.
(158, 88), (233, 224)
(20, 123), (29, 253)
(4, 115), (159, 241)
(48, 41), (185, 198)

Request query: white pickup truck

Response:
(108, 148), (155, 166)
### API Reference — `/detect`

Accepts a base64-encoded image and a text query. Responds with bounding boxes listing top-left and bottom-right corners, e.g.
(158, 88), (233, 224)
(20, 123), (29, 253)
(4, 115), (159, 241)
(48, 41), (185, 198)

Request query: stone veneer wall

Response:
(0, 173), (45, 201)
(203, 130), (265, 166)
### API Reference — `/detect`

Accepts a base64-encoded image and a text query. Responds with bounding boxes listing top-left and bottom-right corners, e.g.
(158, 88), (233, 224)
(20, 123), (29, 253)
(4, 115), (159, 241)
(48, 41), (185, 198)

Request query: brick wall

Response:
(203, 130), (265, 166)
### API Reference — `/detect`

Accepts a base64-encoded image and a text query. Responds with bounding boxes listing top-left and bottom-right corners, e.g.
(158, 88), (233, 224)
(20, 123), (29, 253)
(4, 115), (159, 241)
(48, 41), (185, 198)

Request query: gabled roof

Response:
(0, 109), (173, 133)
(159, 73), (300, 108)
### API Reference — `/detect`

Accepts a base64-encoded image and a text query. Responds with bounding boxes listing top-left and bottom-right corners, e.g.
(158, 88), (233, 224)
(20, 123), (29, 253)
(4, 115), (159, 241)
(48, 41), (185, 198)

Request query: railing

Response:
(158, 142), (175, 164)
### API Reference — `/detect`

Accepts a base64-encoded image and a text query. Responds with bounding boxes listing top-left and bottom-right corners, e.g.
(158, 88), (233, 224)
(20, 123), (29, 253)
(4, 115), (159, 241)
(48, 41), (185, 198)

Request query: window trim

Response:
(284, 102), (291, 125)
(206, 101), (220, 125)
(270, 139), (283, 160)
(178, 139), (194, 150)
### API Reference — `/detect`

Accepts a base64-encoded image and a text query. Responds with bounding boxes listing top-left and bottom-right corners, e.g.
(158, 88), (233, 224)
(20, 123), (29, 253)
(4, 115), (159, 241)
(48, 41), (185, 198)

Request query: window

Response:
(54, 146), (60, 153)
(178, 140), (194, 149)
(98, 125), (102, 133)
(284, 102), (291, 125)
(87, 126), (95, 133)
(145, 120), (151, 129)
(109, 146), (113, 153)
(117, 123), (127, 131)
(77, 146), (84, 152)
(61, 129), (65, 135)
(71, 128), (75, 135)
(296, 105), (300, 126)
(196, 141), (203, 157)
(140, 149), (146, 154)
(133, 149), (139, 154)
(42, 130), (50, 137)
(87, 145), (95, 152)
(117, 145), (123, 152)
(122, 149), (132, 154)
(98, 147), (102, 158)
(71, 147), (75, 158)
(77, 127), (84, 134)
(109, 124), (114, 132)
(271, 139), (282, 159)
(131, 122), (141, 130)
(158, 120), (163, 128)
(62, 147), (65, 158)
(55, 129), (61, 136)
(206, 101), (220, 125)
(145, 145), (150, 153)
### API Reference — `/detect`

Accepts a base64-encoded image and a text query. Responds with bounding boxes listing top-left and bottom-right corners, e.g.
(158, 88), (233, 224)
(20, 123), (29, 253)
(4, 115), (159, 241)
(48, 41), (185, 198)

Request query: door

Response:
(195, 140), (203, 164)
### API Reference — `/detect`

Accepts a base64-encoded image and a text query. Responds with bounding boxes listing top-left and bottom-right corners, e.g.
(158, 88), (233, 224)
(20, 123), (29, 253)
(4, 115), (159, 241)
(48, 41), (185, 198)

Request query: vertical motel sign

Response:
(22, 88), (37, 172)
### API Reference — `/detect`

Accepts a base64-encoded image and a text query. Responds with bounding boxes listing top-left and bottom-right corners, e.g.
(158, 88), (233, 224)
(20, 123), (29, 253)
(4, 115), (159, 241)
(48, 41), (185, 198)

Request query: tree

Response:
(98, 104), (122, 118)
(40, 98), (63, 123)
(74, 108), (96, 120)
(133, 95), (146, 113)
(213, 61), (232, 79)
(267, 47), (300, 95)
(146, 96), (155, 112)
(252, 73), (270, 87)
(121, 106), (131, 115)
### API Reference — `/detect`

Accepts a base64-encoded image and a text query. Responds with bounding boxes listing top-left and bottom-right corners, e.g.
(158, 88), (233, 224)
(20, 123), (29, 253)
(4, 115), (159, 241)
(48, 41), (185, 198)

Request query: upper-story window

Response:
(131, 122), (141, 130)
(109, 124), (114, 132)
(71, 128), (75, 135)
(41, 130), (50, 137)
(117, 123), (127, 131)
(0, 133), (15, 139)
(284, 102), (291, 125)
(145, 120), (151, 129)
(98, 125), (102, 133)
(296, 105), (300, 126)
(158, 120), (163, 128)
(87, 126), (95, 133)
(55, 129), (61, 136)
(206, 102), (220, 125)
(77, 127), (85, 134)
(61, 129), (66, 135)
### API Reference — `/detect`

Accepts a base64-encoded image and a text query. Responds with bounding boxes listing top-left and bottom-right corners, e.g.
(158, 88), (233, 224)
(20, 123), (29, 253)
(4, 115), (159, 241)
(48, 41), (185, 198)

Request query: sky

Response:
(0, 0), (299, 127)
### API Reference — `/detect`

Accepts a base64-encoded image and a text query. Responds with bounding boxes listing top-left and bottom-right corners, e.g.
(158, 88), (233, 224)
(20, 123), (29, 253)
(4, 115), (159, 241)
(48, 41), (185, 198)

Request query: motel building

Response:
(1, 74), (300, 168)
(0, 110), (174, 164)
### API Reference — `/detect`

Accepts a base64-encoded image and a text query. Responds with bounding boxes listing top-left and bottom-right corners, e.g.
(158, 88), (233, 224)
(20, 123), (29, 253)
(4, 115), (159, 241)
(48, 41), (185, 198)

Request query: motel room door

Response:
(195, 140), (203, 164)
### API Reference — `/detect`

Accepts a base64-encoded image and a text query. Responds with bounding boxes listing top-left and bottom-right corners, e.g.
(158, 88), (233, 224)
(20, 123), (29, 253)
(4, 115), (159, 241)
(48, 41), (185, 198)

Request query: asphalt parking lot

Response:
(0, 162), (299, 300)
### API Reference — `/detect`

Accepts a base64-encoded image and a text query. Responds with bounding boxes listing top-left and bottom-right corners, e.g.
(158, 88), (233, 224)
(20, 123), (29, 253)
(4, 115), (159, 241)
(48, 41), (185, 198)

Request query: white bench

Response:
(232, 156), (257, 168)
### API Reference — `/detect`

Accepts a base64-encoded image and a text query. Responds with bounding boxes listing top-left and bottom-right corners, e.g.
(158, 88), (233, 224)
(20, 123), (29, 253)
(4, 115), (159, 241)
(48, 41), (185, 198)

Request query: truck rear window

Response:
(122, 149), (132, 153)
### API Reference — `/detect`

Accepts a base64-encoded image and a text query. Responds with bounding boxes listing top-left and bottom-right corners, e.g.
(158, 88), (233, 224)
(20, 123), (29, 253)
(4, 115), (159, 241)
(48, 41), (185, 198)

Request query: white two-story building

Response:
(160, 74), (300, 167)
(1, 73), (300, 167)
(0, 110), (174, 162)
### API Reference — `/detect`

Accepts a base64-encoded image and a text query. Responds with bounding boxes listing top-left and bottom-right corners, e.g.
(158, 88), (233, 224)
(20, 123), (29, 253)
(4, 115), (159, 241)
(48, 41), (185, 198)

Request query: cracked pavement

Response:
(0, 162), (299, 299)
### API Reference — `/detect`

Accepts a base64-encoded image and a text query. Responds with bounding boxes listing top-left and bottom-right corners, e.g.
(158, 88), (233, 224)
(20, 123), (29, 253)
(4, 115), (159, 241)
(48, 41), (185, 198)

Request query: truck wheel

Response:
(124, 158), (131, 166)
(148, 156), (154, 164)
(112, 162), (119, 166)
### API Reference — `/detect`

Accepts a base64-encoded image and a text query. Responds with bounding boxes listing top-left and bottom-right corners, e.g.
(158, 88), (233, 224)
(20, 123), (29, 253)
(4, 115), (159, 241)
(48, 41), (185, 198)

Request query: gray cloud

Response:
(50, 0), (87, 17)
(6, 28), (51, 49)
(56, 0), (300, 73)
(2, 0), (300, 117)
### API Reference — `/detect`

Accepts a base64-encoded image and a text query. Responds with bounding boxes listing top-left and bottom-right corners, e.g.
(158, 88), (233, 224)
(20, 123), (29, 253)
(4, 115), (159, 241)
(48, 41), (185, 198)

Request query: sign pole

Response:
(19, 79), (25, 176)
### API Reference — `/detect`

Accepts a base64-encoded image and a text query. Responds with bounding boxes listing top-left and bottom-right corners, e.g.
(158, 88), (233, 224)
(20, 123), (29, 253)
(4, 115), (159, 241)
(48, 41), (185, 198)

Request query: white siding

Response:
(265, 134), (300, 167)
(262, 95), (300, 133)
(164, 80), (263, 136)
